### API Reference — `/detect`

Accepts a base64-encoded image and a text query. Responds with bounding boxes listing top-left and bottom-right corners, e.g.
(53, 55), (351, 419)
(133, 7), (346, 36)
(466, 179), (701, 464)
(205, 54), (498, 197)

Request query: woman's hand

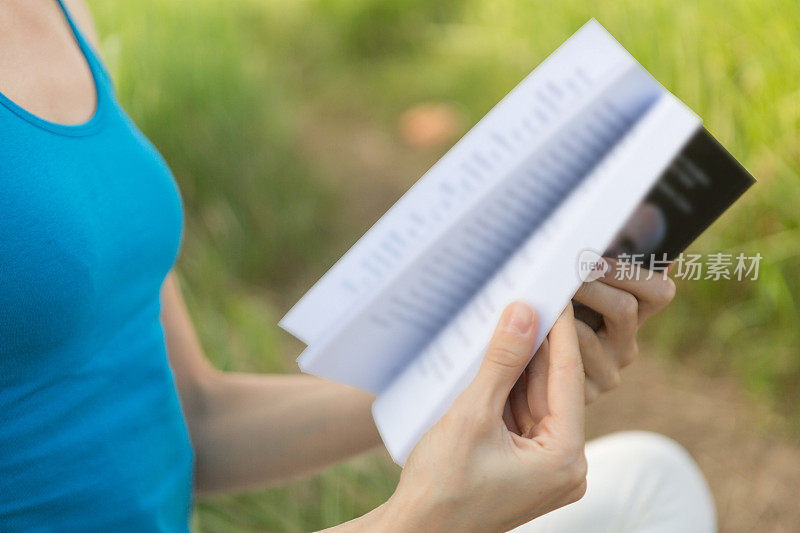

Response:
(381, 302), (587, 533)
(573, 258), (676, 402)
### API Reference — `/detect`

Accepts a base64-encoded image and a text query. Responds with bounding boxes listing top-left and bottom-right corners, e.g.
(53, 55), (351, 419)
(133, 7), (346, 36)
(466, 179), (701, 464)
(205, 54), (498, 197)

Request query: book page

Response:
(293, 66), (660, 394)
(280, 21), (664, 394)
(280, 20), (634, 346)
(373, 94), (701, 465)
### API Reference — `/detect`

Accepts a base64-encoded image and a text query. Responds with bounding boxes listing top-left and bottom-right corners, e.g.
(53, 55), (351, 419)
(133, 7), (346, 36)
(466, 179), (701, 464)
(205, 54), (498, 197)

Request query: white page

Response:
(281, 20), (642, 347)
(294, 66), (660, 394)
(373, 94), (701, 465)
(281, 25), (665, 394)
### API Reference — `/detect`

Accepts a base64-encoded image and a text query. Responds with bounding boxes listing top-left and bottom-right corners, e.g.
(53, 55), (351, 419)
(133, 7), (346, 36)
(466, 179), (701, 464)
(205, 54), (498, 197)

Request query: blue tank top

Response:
(0, 2), (193, 530)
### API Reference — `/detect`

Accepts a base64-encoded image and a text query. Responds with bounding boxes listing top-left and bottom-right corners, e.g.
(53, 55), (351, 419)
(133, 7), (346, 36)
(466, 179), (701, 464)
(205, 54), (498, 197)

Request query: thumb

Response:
(468, 301), (539, 415)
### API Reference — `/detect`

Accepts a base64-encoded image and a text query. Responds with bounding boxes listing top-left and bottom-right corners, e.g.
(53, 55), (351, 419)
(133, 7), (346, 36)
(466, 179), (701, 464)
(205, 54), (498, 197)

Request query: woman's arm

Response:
(161, 256), (675, 494)
(160, 274), (381, 494)
(63, 0), (381, 494)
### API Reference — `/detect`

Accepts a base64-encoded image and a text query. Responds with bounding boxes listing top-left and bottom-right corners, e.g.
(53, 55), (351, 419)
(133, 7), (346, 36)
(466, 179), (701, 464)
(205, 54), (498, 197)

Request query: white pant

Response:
(513, 431), (716, 533)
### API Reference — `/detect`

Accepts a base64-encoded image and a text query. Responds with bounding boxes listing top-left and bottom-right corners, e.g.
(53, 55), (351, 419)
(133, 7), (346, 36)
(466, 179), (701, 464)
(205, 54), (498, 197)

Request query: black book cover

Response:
(575, 127), (757, 330)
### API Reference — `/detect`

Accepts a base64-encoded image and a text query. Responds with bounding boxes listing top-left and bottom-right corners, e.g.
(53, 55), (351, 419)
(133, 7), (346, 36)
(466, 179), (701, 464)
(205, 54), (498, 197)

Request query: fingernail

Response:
(503, 302), (534, 335)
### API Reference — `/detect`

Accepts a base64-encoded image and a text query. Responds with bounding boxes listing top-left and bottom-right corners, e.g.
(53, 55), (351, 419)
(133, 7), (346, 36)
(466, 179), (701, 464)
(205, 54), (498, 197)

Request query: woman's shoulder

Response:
(62, 0), (100, 49)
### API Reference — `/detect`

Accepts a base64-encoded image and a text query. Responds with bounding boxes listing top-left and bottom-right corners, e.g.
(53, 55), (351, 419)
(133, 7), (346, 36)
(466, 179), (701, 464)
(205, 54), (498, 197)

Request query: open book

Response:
(279, 20), (755, 465)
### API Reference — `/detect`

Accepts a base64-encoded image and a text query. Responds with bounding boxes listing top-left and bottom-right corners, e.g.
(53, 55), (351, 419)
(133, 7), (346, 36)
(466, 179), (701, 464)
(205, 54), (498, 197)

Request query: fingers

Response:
(573, 280), (637, 344)
(526, 338), (550, 421)
(573, 283), (639, 397)
(575, 320), (620, 398)
(510, 371), (535, 436)
(544, 304), (585, 443)
(599, 258), (676, 323)
(471, 301), (539, 415)
(503, 399), (521, 434)
(584, 380), (600, 404)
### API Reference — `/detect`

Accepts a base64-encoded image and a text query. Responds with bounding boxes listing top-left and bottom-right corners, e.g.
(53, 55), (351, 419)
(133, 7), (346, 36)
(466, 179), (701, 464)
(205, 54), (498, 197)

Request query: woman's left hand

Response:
(572, 258), (676, 403)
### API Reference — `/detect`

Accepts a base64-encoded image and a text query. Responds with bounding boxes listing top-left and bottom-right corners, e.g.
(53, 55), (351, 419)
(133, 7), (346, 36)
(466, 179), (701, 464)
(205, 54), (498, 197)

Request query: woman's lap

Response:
(512, 431), (716, 533)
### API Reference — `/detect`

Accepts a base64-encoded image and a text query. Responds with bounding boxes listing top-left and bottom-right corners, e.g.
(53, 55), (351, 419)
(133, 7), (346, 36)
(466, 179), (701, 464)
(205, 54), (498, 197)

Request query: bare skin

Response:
(331, 304), (589, 532)
(1, 1), (677, 528)
(0, 0), (96, 124)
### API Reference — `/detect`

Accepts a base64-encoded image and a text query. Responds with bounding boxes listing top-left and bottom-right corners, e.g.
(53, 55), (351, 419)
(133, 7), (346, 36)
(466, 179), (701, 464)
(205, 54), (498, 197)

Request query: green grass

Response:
(87, 0), (800, 530)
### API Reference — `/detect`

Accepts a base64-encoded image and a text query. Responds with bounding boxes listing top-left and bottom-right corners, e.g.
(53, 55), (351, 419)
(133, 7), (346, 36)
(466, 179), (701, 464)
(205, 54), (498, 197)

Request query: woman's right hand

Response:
(382, 301), (587, 532)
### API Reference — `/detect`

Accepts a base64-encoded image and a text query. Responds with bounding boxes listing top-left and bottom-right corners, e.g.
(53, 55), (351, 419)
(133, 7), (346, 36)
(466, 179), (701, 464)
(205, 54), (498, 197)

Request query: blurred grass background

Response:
(86, 0), (799, 530)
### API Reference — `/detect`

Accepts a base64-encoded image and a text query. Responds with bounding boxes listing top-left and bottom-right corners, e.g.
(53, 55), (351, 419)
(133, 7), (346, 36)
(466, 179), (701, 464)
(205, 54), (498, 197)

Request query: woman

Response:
(0, 1), (715, 531)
